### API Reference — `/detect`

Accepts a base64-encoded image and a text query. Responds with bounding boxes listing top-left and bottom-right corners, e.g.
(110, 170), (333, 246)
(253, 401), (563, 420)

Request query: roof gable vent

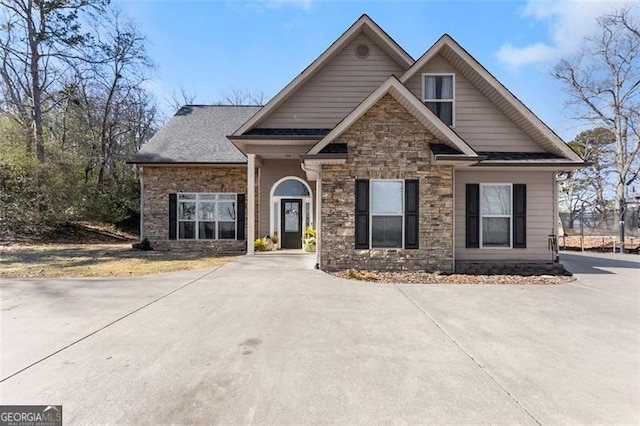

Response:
(355, 44), (370, 58)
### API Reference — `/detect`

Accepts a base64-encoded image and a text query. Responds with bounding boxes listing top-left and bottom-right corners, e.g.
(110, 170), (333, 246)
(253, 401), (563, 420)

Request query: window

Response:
(355, 179), (419, 250)
(273, 179), (310, 196)
(177, 193), (237, 240)
(480, 184), (511, 248)
(371, 180), (403, 248)
(423, 74), (454, 125)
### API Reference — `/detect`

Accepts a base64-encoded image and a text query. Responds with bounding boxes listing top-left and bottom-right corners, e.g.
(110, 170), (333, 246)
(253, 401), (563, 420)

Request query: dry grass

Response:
(0, 243), (235, 278)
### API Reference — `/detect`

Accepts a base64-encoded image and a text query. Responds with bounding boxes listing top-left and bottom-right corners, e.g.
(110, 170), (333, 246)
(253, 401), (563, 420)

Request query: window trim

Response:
(369, 179), (404, 249)
(422, 73), (455, 126)
(479, 183), (513, 249)
(176, 192), (237, 240)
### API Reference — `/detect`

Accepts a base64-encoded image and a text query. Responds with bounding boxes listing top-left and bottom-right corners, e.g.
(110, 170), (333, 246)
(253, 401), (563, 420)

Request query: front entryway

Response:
(270, 176), (313, 249)
(281, 199), (302, 249)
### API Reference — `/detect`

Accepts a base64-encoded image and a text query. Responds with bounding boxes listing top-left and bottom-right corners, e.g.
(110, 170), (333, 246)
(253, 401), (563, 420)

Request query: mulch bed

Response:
(331, 270), (575, 285)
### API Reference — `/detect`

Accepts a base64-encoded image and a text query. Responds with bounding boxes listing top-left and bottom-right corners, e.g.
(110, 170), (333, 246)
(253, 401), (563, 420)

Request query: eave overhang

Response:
(431, 154), (486, 166)
(472, 161), (584, 170)
(228, 136), (318, 154)
(300, 153), (348, 162)
(125, 161), (247, 166)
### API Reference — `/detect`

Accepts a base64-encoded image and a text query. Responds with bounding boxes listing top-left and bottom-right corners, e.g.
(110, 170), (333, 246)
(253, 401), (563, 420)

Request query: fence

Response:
(559, 205), (640, 253)
(560, 206), (640, 237)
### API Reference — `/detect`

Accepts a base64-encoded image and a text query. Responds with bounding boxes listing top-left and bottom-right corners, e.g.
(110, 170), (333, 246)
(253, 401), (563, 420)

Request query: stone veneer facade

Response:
(142, 166), (247, 252)
(320, 94), (454, 272)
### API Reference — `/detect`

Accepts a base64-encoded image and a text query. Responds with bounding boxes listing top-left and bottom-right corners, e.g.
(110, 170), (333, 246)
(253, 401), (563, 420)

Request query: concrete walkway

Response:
(1, 252), (638, 424)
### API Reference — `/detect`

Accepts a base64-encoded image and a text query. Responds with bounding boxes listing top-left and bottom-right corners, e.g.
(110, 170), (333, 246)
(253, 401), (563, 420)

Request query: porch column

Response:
(315, 175), (322, 269)
(247, 154), (256, 255)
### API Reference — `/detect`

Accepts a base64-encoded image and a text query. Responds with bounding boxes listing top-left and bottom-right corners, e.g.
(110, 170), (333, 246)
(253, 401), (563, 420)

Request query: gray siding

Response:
(258, 159), (314, 236)
(455, 170), (555, 262)
(405, 55), (544, 153)
(260, 33), (406, 129)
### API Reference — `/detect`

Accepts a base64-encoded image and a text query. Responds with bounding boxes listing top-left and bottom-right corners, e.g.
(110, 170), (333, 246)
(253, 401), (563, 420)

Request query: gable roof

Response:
(128, 105), (261, 164)
(308, 76), (479, 157)
(232, 14), (414, 136)
(400, 34), (583, 163)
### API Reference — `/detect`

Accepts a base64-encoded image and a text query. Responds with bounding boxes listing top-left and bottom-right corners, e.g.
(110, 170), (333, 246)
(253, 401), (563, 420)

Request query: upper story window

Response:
(423, 74), (454, 125)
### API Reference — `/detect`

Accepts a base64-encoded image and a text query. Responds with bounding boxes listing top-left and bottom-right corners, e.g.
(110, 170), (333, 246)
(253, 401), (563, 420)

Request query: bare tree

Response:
(0, 0), (108, 162)
(167, 85), (196, 113)
(218, 87), (265, 106)
(554, 7), (640, 214)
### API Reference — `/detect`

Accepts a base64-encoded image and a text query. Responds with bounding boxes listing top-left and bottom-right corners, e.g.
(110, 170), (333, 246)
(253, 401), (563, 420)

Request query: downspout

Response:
(451, 168), (456, 273)
(553, 172), (558, 233)
(139, 166), (144, 242)
(553, 171), (559, 261)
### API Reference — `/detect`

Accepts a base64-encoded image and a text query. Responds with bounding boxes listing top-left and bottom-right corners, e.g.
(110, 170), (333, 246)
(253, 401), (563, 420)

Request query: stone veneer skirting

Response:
(320, 94), (454, 273)
(142, 166), (247, 252)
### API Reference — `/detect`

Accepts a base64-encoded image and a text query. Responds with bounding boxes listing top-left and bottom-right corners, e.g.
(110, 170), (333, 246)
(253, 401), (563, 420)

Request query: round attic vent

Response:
(355, 44), (370, 58)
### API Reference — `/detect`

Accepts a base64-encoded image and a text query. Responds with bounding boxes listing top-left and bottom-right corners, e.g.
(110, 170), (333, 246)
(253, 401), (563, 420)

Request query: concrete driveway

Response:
(1, 252), (638, 424)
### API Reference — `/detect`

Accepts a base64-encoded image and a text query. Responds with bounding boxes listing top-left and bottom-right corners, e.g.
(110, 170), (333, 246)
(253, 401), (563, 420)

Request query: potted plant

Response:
(302, 227), (316, 252)
(254, 237), (273, 252)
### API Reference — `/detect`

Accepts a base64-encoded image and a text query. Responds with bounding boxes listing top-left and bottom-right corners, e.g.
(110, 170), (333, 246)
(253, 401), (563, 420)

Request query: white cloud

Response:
(496, 0), (637, 68)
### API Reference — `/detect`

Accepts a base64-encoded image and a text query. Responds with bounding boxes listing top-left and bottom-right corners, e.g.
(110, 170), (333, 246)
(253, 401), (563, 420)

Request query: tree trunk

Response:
(27, 0), (45, 162)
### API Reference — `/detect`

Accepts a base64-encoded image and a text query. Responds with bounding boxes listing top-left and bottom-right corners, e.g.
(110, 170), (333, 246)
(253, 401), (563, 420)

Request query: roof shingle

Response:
(479, 152), (563, 161)
(129, 105), (261, 164)
(244, 128), (331, 137)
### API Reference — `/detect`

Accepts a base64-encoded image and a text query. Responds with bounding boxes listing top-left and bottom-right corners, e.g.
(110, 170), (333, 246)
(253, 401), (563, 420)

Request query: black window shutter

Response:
(513, 184), (526, 248)
(465, 184), (480, 248)
(237, 194), (246, 241)
(404, 179), (419, 249)
(168, 193), (177, 240)
(355, 179), (369, 249)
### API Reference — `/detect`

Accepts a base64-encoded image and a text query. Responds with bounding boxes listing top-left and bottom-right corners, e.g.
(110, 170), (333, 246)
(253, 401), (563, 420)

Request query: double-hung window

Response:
(423, 74), (454, 125)
(371, 180), (404, 248)
(355, 179), (419, 250)
(480, 184), (512, 248)
(466, 183), (526, 249)
(177, 193), (237, 240)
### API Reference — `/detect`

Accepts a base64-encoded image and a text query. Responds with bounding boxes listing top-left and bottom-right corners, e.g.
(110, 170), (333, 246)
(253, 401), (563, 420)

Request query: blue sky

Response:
(114, 0), (636, 141)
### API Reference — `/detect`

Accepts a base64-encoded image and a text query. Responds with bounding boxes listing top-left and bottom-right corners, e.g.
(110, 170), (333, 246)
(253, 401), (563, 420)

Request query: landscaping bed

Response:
(332, 269), (575, 285)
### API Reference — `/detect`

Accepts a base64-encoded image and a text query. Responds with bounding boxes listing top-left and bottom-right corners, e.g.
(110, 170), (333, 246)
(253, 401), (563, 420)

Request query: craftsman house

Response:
(129, 15), (583, 273)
